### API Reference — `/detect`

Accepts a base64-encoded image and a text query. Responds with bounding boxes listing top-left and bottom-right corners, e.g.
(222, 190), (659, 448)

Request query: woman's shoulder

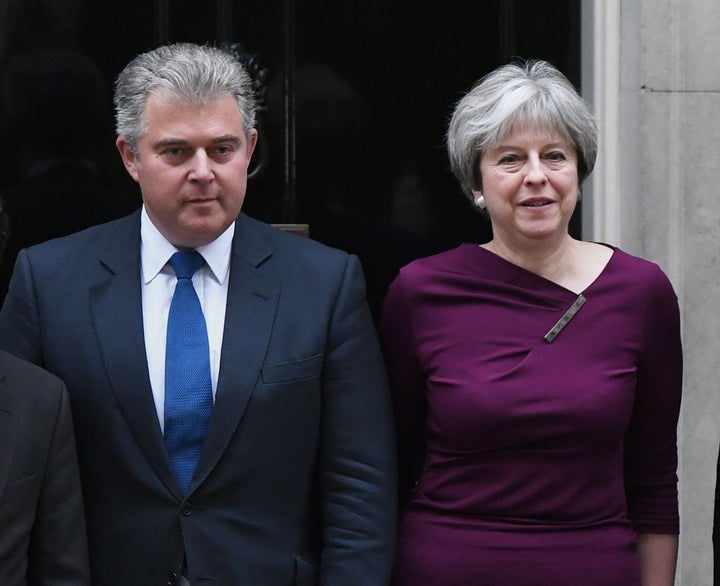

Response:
(397, 243), (483, 277)
(605, 245), (670, 277)
(384, 244), (472, 299)
(601, 245), (678, 300)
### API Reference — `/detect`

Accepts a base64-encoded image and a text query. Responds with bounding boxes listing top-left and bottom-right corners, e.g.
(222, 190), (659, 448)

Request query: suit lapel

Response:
(192, 215), (279, 489)
(0, 377), (17, 502)
(89, 213), (181, 497)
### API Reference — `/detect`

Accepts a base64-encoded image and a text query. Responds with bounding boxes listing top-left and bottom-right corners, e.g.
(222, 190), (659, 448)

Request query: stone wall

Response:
(586, 1), (720, 583)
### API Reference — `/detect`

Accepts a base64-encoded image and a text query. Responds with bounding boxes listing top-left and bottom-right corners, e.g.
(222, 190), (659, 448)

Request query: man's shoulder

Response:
(237, 213), (350, 265)
(0, 351), (64, 405)
(234, 214), (362, 296)
(19, 211), (140, 273)
(0, 350), (63, 384)
(27, 211), (139, 255)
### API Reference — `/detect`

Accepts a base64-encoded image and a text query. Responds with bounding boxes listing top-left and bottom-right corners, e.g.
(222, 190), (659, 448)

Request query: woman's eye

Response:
(499, 154), (519, 164)
(546, 151), (566, 161)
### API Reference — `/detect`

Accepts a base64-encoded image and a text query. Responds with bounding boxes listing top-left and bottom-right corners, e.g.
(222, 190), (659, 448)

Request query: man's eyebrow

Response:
(212, 135), (242, 144)
(152, 138), (188, 150)
(151, 136), (242, 150)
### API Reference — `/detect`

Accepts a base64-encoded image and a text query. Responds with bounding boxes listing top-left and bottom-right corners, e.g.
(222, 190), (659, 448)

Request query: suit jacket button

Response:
(182, 505), (191, 516)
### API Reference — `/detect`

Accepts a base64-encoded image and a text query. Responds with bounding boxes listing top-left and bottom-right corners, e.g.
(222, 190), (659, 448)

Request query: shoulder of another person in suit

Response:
(0, 351), (65, 405)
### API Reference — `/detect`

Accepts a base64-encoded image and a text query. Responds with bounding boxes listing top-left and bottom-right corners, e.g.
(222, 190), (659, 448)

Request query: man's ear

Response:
(247, 128), (258, 159)
(116, 136), (140, 182)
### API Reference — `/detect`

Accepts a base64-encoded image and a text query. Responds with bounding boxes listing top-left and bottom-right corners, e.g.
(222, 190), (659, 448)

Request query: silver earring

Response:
(577, 189), (582, 202)
(474, 194), (486, 210)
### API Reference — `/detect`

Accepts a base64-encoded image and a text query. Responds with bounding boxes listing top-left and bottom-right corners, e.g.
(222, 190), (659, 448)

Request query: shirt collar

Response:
(140, 205), (235, 285)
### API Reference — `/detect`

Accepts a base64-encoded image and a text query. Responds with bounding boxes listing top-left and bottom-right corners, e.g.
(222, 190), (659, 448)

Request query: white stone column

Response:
(585, 0), (720, 583)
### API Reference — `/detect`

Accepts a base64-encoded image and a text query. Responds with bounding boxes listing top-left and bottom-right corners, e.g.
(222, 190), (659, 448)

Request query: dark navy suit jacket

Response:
(0, 351), (90, 585)
(0, 210), (396, 585)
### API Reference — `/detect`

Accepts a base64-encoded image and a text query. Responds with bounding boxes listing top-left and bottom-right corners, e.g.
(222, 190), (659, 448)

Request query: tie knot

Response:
(169, 251), (205, 280)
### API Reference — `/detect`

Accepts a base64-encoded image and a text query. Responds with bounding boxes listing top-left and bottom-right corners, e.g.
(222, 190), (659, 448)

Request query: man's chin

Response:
(167, 220), (230, 249)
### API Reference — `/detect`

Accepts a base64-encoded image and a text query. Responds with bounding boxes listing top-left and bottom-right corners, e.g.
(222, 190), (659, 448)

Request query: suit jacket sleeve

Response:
(319, 254), (397, 585)
(27, 383), (90, 586)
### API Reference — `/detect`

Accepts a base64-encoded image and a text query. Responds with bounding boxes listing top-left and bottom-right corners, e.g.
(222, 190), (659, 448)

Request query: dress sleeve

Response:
(379, 269), (427, 507)
(624, 264), (683, 534)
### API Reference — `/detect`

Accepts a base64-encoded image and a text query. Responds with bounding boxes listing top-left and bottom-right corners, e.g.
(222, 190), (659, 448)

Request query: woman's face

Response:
(476, 126), (579, 246)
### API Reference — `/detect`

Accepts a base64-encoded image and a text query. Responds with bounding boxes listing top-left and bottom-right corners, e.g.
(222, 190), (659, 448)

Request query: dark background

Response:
(0, 0), (581, 318)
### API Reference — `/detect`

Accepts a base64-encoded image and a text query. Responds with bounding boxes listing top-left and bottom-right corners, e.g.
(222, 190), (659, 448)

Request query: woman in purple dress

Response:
(379, 60), (682, 585)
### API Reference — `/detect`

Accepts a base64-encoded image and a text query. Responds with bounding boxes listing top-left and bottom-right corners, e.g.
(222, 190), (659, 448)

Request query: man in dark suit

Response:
(0, 202), (90, 584)
(0, 43), (396, 585)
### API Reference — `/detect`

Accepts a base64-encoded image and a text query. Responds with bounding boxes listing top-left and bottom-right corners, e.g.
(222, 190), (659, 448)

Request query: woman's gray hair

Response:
(447, 60), (597, 202)
(114, 42), (256, 153)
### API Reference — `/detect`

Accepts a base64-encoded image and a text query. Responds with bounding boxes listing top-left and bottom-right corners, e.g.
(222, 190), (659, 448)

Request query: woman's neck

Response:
(482, 235), (612, 294)
(483, 234), (577, 281)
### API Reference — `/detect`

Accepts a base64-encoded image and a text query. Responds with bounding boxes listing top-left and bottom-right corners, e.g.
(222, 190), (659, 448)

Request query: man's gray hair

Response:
(114, 42), (256, 153)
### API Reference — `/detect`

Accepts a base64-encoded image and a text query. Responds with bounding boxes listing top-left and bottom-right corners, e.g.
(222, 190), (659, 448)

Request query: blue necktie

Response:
(164, 251), (213, 493)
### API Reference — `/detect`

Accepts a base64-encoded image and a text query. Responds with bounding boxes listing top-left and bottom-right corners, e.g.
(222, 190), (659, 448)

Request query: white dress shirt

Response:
(140, 206), (232, 431)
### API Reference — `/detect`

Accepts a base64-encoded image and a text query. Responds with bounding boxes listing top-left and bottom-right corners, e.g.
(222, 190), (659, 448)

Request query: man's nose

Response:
(188, 150), (214, 183)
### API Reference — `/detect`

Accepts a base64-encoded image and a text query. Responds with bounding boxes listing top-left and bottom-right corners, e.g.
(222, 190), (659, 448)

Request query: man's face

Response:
(116, 92), (257, 249)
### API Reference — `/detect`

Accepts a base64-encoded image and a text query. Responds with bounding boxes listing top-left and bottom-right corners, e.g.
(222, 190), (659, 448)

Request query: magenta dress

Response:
(379, 244), (682, 586)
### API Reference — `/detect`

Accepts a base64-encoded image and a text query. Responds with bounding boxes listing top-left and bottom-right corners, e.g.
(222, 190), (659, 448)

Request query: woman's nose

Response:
(523, 154), (547, 186)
